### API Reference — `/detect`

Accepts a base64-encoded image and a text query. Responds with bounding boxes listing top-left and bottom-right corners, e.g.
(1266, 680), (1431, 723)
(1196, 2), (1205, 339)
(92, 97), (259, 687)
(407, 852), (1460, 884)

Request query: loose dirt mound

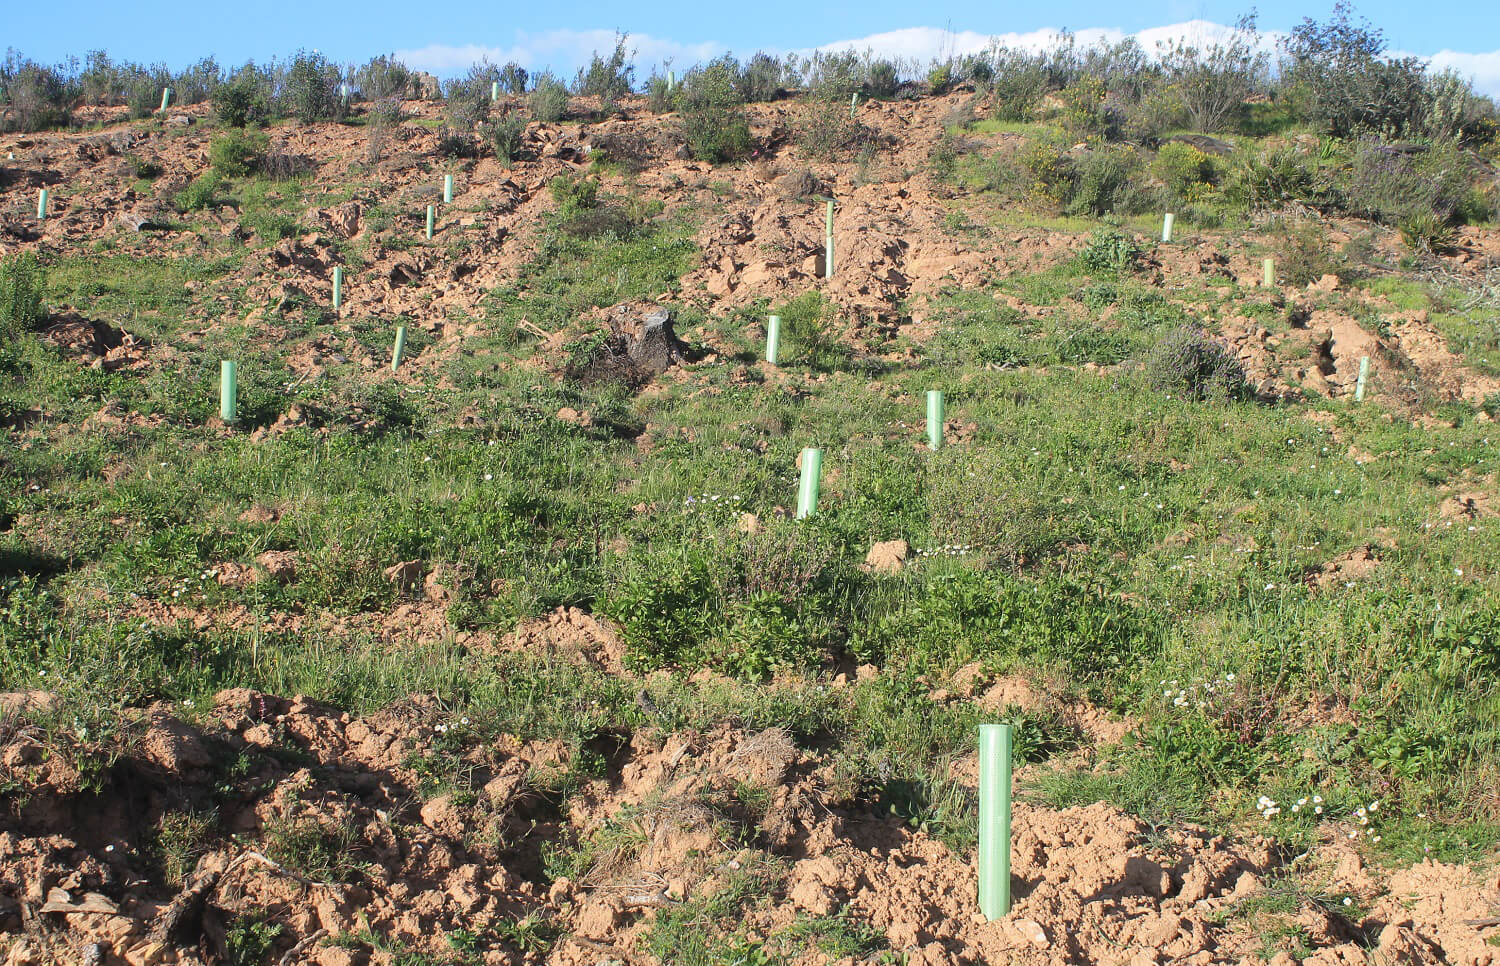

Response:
(4, 693), (1496, 965)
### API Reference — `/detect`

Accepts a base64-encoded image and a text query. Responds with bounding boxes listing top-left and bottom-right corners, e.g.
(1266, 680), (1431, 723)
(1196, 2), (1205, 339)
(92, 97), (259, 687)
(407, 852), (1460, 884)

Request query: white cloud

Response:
(394, 29), (719, 79)
(1421, 50), (1500, 98)
(396, 22), (1500, 98)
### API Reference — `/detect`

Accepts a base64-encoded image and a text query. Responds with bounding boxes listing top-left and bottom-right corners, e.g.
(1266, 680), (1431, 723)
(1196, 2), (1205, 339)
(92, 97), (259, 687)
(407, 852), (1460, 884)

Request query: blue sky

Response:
(8, 0), (1500, 95)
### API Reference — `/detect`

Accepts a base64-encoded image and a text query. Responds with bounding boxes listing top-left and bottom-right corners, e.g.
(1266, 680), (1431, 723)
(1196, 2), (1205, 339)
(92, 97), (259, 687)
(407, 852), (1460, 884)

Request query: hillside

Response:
(1, 73), (1500, 966)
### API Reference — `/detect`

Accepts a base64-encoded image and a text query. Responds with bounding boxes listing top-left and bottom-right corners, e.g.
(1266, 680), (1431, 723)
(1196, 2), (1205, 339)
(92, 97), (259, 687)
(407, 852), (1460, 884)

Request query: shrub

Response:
(528, 72), (569, 122)
(864, 61), (900, 99)
(645, 74), (675, 114)
(1157, 14), (1267, 134)
(483, 113), (528, 165)
(353, 55), (410, 101)
(0, 54), (72, 131)
(174, 172), (223, 212)
(208, 130), (267, 178)
(498, 62), (528, 96)
(1076, 226), (1142, 275)
(282, 50), (343, 124)
(1143, 325), (1248, 401)
(987, 49), (1051, 121)
(1344, 141), (1474, 230)
(574, 32), (634, 114)
(680, 59), (752, 164)
(122, 65), (172, 119)
(0, 252), (46, 339)
(1061, 75), (1123, 142)
(737, 53), (784, 102)
(1222, 142), (1329, 211)
(440, 64), (494, 156)
(1067, 147), (1145, 216)
(1018, 138), (1075, 207)
(173, 57), (223, 105)
(1270, 217), (1343, 285)
(796, 98), (875, 162)
(1283, 2), (1431, 138)
(928, 63), (955, 95)
(1154, 142), (1218, 203)
(803, 50), (866, 100)
(773, 291), (847, 369)
(212, 69), (271, 127)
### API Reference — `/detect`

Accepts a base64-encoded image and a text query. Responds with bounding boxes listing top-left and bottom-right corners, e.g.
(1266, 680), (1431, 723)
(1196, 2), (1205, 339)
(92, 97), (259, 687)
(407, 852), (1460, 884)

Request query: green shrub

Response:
(208, 130), (267, 178)
(0, 252), (46, 338)
(1067, 147), (1146, 216)
(1158, 14), (1266, 134)
(864, 61), (900, 99)
(736, 53), (784, 102)
(0, 54), (72, 131)
(796, 99), (875, 162)
(353, 54), (410, 100)
(680, 59), (753, 164)
(282, 50), (343, 124)
(483, 113), (528, 165)
(987, 49), (1050, 122)
(174, 172), (223, 212)
(1076, 227), (1142, 275)
(1061, 75), (1122, 142)
(928, 64), (955, 95)
(528, 72), (569, 122)
(211, 70), (271, 127)
(574, 32), (634, 114)
(1154, 142), (1218, 203)
(1271, 217), (1343, 285)
(772, 291), (847, 369)
(1142, 325), (1249, 401)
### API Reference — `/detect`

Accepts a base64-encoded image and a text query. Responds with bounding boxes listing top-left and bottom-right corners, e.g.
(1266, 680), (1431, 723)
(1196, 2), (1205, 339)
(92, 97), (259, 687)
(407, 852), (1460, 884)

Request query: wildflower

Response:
(1315, 806), (1323, 815)
(1312, 795), (1321, 803)
(1342, 897), (1352, 906)
(484, 473), (493, 481)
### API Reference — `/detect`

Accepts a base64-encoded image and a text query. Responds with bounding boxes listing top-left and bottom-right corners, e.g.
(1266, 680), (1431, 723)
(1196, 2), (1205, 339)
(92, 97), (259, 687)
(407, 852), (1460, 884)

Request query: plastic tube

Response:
(766, 315), (781, 365)
(979, 723), (1013, 920)
(36, 189), (47, 220)
(426, 205), (434, 240)
(491, 80), (499, 101)
(159, 87), (172, 113)
(850, 91), (859, 118)
(1355, 356), (1370, 402)
(220, 361), (238, 424)
(392, 325), (407, 372)
(796, 448), (823, 519)
(825, 200), (835, 279)
(332, 267), (343, 310)
(1162, 212), (1175, 243)
(1263, 257), (1275, 287)
(443, 174), (454, 204)
(926, 390), (945, 450)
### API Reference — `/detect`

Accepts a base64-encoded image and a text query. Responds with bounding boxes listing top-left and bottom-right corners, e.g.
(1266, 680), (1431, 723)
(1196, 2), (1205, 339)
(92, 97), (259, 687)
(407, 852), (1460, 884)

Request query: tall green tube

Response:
(443, 174), (454, 204)
(765, 315), (781, 365)
(426, 205), (435, 240)
(849, 91), (859, 118)
(36, 189), (47, 220)
(1355, 356), (1370, 402)
(220, 361), (238, 424)
(668, 70), (676, 91)
(491, 80), (499, 101)
(392, 325), (408, 372)
(332, 267), (344, 310)
(1162, 212), (1175, 243)
(979, 723), (1013, 920)
(796, 448), (823, 520)
(824, 200), (835, 279)
(926, 390), (945, 450)
(1263, 257), (1275, 288)
(159, 87), (172, 113)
